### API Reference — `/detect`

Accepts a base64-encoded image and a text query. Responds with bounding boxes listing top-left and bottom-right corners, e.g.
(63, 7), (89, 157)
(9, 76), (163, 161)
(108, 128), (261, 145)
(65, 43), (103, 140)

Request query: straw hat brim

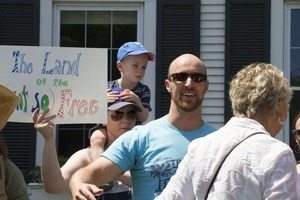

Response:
(0, 84), (20, 130)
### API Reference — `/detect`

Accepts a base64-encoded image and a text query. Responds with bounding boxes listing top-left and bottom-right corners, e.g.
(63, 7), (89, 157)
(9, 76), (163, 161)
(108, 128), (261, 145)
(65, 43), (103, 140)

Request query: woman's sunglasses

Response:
(110, 110), (137, 121)
(291, 129), (300, 136)
(168, 72), (207, 83)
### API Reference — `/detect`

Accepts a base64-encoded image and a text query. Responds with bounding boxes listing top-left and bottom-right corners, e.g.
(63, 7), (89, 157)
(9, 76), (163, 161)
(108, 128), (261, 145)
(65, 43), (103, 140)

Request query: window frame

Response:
(53, 4), (144, 47)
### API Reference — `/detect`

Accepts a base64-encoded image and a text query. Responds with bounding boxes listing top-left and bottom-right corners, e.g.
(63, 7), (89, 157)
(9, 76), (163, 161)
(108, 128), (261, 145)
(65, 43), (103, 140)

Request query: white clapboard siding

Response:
(200, 0), (226, 128)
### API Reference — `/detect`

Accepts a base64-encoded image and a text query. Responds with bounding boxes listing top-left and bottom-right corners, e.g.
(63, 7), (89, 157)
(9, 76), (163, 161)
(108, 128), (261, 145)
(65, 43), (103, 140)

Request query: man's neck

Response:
(166, 108), (204, 131)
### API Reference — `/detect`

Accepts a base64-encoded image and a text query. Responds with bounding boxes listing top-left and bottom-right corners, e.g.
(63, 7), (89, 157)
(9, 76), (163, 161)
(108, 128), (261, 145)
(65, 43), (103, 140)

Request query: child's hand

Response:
(107, 88), (121, 103)
(119, 89), (140, 104)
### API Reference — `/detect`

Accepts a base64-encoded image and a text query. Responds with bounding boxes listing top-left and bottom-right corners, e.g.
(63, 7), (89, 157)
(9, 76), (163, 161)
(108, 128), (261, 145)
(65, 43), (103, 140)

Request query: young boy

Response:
(89, 42), (155, 161)
(108, 41), (155, 124)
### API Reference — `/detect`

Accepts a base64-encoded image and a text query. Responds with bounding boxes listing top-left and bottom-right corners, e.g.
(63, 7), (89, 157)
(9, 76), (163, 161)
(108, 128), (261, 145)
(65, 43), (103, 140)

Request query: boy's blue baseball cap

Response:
(117, 41), (155, 61)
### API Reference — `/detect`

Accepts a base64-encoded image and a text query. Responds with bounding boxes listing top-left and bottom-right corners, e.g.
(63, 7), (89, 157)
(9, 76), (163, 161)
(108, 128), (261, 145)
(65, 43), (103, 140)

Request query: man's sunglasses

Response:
(110, 110), (137, 121)
(168, 72), (207, 83)
(291, 129), (300, 136)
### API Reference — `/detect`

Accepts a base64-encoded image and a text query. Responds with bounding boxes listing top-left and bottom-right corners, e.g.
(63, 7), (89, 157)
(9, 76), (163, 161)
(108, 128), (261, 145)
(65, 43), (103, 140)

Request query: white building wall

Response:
(200, 0), (226, 128)
(199, 0), (291, 142)
(38, 0), (291, 146)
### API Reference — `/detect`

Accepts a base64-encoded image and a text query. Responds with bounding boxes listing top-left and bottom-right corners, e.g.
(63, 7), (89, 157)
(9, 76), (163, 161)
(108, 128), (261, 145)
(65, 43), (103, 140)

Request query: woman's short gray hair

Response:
(229, 63), (292, 118)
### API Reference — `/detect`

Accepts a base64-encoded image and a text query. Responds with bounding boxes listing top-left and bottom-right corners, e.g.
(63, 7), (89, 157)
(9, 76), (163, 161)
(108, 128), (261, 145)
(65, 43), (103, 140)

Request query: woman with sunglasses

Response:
(32, 97), (141, 199)
(292, 113), (300, 172)
(292, 113), (300, 197)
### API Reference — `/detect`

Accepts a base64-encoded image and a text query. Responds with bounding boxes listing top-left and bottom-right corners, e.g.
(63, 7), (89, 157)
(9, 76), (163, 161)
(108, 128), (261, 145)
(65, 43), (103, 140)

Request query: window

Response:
(55, 7), (140, 157)
(60, 10), (138, 80)
(287, 4), (300, 160)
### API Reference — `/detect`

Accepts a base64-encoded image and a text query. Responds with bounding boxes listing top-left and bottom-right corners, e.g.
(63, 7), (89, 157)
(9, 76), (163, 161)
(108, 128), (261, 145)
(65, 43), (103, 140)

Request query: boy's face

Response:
(117, 54), (149, 83)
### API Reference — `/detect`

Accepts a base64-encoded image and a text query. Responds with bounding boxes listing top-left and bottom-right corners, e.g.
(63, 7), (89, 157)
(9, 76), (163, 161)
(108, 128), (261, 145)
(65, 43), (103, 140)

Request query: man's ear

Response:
(116, 61), (123, 72)
(204, 81), (209, 93)
(165, 79), (171, 93)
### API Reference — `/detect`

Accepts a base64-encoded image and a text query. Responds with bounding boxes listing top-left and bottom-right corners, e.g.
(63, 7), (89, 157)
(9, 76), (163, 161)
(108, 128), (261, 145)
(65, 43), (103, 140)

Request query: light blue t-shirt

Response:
(102, 115), (217, 200)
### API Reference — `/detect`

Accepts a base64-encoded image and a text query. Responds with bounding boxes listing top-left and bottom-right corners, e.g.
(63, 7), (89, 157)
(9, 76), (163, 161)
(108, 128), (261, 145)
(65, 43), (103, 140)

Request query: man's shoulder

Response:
(203, 121), (218, 131)
(133, 116), (165, 130)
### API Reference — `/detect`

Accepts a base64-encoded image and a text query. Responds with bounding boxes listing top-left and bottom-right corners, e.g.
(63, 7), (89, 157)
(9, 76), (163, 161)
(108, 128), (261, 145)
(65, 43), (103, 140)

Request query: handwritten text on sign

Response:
(0, 45), (107, 124)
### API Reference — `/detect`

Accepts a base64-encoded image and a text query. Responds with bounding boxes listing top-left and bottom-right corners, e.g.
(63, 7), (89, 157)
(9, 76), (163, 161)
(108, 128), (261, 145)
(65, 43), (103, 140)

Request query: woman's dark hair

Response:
(293, 113), (300, 129)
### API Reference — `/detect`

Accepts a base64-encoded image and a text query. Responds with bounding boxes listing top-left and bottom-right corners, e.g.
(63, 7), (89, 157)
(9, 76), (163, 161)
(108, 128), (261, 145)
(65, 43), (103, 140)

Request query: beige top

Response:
(4, 159), (29, 200)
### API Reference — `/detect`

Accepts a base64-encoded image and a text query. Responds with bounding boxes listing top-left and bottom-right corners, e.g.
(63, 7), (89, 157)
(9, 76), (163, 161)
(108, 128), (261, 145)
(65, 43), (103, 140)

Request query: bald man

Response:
(69, 54), (217, 200)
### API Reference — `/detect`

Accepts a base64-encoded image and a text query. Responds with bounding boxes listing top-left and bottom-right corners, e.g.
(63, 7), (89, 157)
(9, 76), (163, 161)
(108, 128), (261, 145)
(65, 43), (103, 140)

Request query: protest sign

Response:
(0, 45), (107, 124)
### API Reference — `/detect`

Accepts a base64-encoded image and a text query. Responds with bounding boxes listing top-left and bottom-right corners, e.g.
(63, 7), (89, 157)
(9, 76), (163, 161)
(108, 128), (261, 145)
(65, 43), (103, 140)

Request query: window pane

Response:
(111, 49), (119, 80)
(291, 49), (300, 86)
(291, 9), (300, 47)
(60, 11), (85, 47)
(112, 11), (137, 48)
(87, 11), (111, 48)
(290, 9), (300, 87)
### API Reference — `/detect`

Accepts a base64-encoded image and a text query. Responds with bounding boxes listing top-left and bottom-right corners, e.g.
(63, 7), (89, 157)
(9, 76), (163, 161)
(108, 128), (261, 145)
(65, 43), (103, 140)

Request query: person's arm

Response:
(32, 109), (90, 194)
(41, 133), (68, 193)
(32, 108), (66, 193)
(69, 156), (124, 199)
(263, 151), (298, 199)
(89, 129), (107, 161)
(117, 171), (131, 187)
(134, 98), (149, 123)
